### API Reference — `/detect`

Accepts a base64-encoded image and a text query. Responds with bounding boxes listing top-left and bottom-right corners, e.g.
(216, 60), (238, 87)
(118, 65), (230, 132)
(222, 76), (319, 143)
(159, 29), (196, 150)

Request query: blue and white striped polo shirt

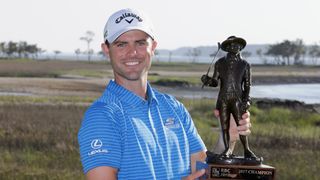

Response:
(78, 80), (206, 179)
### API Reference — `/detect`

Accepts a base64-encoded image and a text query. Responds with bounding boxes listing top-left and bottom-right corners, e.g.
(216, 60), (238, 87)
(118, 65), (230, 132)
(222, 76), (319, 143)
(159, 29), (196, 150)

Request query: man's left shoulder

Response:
(153, 89), (181, 107)
(154, 89), (176, 102)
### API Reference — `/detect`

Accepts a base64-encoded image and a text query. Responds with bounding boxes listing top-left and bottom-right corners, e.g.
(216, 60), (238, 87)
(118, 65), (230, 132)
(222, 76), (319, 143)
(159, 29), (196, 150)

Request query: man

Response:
(78, 9), (251, 180)
(201, 36), (256, 159)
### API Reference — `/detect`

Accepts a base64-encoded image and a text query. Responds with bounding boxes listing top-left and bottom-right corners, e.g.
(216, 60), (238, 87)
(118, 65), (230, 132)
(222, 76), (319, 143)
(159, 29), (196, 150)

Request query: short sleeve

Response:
(78, 102), (122, 174)
(178, 103), (207, 154)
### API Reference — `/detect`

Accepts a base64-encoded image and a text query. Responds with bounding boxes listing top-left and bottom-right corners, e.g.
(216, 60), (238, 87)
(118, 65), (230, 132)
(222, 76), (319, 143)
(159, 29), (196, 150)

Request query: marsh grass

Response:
(0, 95), (95, 104)
(0, 102), (87, 179)
(0, 97), (319, 179)
(65, 69), (110, 78)
(0, 59), (109, 78)
(149, 76), (201, 86)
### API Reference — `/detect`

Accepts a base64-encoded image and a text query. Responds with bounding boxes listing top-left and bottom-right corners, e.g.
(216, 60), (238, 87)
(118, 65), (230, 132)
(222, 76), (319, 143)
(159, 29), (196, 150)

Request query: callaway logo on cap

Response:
(103, 8), (155, 43)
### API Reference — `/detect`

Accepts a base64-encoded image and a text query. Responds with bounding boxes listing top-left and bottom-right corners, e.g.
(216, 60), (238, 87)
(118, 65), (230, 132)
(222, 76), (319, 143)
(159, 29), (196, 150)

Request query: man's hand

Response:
(214, 110), (252, 141)
(182, 169), (205, 180)
(237, 111), (251, 136)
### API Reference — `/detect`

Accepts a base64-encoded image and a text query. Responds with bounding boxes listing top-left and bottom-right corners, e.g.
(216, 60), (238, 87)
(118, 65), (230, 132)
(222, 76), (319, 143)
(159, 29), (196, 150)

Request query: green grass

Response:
(0, 59), (111, 78)
(0, 96), (319, 179)
(149, 76), (201, 86)
(254, 107), (320, 127)
(0, 95), (95, 104)
(0, 102), (86, 179)
(61, 69), (111, 78)
(0, 149), (83, 180)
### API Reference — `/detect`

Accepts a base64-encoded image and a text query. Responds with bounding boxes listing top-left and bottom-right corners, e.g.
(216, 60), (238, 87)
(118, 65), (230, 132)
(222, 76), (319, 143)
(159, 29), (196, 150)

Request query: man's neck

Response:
(115, 78), (148, 100)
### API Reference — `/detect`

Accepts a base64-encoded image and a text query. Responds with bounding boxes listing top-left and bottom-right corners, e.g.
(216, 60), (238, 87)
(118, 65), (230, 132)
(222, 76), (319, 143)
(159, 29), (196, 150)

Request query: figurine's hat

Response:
(221, 36), (246, 51)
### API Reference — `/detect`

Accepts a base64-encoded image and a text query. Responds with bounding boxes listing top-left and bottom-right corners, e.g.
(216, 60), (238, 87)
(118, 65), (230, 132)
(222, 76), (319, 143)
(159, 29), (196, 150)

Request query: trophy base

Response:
(206, 151), (263, 166)
(197, 152), (275, 180)
(202, 163), (276, 180)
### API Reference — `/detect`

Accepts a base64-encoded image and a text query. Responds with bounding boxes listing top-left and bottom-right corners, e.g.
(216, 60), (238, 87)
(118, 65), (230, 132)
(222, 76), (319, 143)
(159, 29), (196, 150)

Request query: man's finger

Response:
(238, 122), (251, 130)
(238, 129), (251, 136)
(241, 111), (250, 119)
(214, 109), (219, 118)
(238, 118), (250, 126)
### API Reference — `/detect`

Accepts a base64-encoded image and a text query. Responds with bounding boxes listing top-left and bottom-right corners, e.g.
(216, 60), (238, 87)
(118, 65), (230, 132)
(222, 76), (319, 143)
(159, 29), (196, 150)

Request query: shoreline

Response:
(252, 75), (320, 85)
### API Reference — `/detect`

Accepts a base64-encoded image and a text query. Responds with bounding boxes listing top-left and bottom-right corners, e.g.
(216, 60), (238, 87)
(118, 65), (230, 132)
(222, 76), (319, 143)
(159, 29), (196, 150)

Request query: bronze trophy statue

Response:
(199, 36), (275, 179)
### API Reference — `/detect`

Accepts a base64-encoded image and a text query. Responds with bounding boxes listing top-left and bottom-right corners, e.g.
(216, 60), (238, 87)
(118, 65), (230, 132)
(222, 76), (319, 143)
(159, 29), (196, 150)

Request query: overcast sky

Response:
(1, 0), (319, 53)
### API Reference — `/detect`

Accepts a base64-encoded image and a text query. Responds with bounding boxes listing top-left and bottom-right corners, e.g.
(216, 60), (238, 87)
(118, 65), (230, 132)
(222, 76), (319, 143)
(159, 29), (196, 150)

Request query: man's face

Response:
(102, 30), (157, 83)
(225, 42), (242, 54)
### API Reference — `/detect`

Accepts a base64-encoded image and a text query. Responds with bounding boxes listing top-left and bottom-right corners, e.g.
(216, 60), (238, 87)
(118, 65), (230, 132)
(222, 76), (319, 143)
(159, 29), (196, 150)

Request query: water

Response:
(155, 55), (318, 65)
(251, 83), (320, 104)
(1, 84), (319, 104)
(167, 83), (320, 104)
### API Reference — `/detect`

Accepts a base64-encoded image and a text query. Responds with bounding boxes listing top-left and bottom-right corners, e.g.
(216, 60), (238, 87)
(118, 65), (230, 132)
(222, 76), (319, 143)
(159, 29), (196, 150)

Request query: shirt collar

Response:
(106, 80), (159, 107)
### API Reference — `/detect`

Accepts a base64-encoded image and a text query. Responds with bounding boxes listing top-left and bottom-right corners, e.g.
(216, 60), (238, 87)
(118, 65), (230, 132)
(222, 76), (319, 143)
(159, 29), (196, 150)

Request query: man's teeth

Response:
(125, 62), (139, 66)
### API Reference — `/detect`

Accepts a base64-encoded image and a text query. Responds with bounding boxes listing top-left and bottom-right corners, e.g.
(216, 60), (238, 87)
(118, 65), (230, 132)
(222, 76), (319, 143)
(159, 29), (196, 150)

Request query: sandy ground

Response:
(0, 76), (216, 97)
(0, 77), (109, 97)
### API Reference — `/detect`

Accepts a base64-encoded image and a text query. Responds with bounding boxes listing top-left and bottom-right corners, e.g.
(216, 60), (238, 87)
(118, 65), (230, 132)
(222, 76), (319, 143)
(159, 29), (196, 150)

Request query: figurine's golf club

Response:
(202, 42), (221, 89)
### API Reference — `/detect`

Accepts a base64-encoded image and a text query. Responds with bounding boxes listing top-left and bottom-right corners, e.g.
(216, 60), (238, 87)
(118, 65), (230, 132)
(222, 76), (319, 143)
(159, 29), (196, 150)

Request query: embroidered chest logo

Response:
(164, 118), (180, 129)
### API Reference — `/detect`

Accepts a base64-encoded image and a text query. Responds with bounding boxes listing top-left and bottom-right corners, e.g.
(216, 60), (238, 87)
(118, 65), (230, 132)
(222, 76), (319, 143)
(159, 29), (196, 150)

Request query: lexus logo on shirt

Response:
(91, 139), (103, 149)
(88, 139), (108, 156)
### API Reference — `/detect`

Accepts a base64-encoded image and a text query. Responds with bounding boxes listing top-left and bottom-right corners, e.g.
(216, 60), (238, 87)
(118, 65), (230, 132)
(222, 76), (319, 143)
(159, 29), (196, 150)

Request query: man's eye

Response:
(137, 41), (146, 46)
(117, 43), (125, 47)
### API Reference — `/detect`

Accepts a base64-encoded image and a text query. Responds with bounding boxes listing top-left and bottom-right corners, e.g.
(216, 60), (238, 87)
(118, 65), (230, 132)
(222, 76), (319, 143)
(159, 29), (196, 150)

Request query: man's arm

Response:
(86, 166), (118, 180)
(78, 104), (122, 178)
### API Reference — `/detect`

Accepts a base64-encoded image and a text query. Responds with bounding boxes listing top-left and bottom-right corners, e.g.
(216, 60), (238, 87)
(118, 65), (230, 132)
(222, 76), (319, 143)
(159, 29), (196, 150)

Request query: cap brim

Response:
(106, 26), (154, 43)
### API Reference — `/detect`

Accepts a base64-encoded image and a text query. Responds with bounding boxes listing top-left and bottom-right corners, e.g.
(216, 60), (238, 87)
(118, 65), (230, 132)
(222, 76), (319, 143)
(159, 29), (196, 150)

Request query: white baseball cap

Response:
(103, 8), (155, 43)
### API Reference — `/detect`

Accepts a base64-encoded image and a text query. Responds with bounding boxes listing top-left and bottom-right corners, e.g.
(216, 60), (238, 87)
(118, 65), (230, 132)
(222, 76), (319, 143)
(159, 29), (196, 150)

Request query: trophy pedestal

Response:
(197, 152), (276, 180)
(203, 163), (275, 180)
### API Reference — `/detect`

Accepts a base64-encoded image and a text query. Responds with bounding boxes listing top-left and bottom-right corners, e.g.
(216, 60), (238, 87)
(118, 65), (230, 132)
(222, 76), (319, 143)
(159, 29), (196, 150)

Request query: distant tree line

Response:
(0, 41), (44, 59)
(183, 39), (320, 65)
(260, 39), (320, 65)
(2, 37), (320, 65)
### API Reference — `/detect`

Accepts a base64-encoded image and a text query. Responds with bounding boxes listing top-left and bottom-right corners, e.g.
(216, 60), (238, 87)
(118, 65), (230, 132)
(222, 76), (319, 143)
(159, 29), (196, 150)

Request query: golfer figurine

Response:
(201, 36), (257, 160)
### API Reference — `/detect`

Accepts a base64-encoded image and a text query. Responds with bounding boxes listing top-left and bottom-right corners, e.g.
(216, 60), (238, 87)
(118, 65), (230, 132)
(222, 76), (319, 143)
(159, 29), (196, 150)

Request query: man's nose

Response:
(127, 45), (137, 56)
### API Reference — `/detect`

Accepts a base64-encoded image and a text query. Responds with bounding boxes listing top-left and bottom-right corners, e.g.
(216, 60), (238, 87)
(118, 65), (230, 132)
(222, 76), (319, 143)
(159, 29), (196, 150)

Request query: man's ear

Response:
(151, 40), (158, 55)
(101, 43), (110, 56)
